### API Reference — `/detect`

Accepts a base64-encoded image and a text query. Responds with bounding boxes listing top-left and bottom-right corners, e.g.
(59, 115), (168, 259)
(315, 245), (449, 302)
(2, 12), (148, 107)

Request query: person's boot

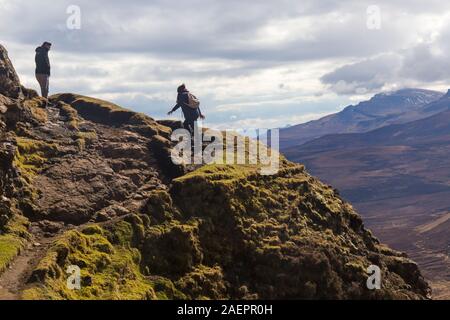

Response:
(42, 96), (54, 108)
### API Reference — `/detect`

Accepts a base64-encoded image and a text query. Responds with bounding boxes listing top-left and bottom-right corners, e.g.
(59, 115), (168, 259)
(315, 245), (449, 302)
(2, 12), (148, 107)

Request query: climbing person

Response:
(35, 42), (52, 101)
(167, 84), (205, 134)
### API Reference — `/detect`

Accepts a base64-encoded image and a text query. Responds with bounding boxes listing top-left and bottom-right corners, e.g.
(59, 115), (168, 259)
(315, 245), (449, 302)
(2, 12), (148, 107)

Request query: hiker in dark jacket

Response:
(168, 84), (205, 133)
(35, 42), (51, 100)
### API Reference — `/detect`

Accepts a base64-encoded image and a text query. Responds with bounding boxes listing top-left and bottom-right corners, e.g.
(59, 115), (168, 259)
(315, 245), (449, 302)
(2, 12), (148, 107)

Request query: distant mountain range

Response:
(280, 88), (445, 148)
(281, 89), (450, 299)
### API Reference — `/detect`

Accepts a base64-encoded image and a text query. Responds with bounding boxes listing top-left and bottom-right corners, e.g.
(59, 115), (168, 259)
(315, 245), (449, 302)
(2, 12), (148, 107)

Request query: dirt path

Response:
(0, 106), (63, 300)
(416, 212), (450, 234)
(0, 213), (142, 300)
(0, 232), (57, 300)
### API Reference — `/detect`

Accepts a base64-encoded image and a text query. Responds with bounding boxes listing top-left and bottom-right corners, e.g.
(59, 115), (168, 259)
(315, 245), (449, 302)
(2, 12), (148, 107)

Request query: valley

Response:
(282, 94), (450, 298)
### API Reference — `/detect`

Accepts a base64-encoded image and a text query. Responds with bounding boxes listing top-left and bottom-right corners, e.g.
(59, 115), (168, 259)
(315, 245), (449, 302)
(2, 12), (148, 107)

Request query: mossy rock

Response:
(0, 234), (25, 274)
(50, 93), (136, 126)
(0, 214), (30, 273)
(13, 137), (58, 180)
(24, 224), (156, 300)
(23, 97), (48, 124)
(56, 101), (79, 130)
(142, 222), (203, 277)
(175, 265), (228, 299)
(152, 277), (186, 300)
(143, 190), (180, 223)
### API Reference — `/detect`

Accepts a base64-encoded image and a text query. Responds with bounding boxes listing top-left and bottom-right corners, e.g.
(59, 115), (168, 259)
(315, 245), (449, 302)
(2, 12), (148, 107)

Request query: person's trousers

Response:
(183, 119), (196, 134)
(35, 73), (50, 98)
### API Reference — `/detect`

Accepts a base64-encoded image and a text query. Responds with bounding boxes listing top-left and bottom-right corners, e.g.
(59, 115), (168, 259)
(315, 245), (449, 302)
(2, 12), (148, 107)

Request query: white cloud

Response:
(321, 54), (403, 94)
(321, 17), (450, 95)
(1, 0), (449, 128)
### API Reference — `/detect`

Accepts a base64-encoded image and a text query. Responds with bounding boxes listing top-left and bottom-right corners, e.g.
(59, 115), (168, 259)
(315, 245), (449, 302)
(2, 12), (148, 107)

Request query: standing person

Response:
(168, 84), (205, 134)
(35, 42), (52, 101)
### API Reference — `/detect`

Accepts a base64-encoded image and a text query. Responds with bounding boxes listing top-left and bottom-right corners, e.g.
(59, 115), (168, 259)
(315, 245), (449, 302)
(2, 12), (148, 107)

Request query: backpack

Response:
(186, 92), (200, 109)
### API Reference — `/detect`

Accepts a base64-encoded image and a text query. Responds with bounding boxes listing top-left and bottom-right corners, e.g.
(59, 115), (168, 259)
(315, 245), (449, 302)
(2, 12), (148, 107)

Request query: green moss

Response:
(76, 131), (98, 141)
(24, 226), (156, 300)
(81, 224), (104, 236)
(23, 97), (48, 123)
(107, 220), (134, 246)
(175, 164), (258, 183)
(75, 138), (85, 152)
(4, 214), (31, 238)
(175, 265), (227, 299)
(58, 102), (79, 130)
(130, 114), (172, 138)
(143, 190), (179, 223)
(0, 234), (24, 273)
(167, 160), (418, 299)
(151, 277), (186, 300)
(13, 137), (58, 180)
(0, 215), (30, 273)
(50, 93), (172, 137)
(142, 221), (202, 276)
(344, 261), (367, 274)
(51, 94), (137, 126)
(75, 131), (98, 152)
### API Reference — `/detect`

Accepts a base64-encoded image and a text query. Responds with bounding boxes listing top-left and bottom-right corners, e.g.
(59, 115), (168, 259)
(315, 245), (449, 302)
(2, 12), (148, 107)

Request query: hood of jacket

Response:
(35, 46), (48, 53)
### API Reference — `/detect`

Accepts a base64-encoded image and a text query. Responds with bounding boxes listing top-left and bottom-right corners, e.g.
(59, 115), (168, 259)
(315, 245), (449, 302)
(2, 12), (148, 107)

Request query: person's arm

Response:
(198, 106), (205, 119)
(168, 93), (185, 115)
(168, 103), (181, 115)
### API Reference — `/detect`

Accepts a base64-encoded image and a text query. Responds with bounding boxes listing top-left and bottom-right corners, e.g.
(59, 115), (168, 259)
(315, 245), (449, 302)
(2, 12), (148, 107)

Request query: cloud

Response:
(321, 54), (403, 94)
(400, 30), (450, 82)
(321, 17), (450, 94)
(2, 0), (447, 61)
(1, 0), (449, 129)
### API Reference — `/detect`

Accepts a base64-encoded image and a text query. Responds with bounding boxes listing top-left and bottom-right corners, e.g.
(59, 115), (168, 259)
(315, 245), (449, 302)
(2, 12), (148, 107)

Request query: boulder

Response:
(0, 45), (22, 99)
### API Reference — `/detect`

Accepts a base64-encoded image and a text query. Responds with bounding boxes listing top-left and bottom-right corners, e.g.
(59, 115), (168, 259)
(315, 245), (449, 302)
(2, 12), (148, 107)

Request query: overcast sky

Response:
(1, 0), (449, 130)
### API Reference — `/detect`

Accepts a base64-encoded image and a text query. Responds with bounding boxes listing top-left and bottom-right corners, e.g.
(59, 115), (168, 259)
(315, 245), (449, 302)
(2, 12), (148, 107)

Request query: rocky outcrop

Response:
(0, 45), (22, 99)
(0, 44), (432, 300)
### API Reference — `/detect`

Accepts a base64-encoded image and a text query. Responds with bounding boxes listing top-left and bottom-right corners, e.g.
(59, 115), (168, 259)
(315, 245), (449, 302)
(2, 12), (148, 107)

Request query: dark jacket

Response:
(35, 46), (50, 75)
(170, 90), (201, 121)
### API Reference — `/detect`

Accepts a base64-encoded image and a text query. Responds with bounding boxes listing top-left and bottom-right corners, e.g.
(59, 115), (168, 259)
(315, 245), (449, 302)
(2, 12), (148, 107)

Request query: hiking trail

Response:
(0, 228), (60, 299)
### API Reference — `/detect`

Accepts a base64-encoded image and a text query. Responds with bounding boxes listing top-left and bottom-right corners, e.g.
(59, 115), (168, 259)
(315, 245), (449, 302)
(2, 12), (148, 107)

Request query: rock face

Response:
(0, 45), (22, 99)
(0, 44), (432, 300)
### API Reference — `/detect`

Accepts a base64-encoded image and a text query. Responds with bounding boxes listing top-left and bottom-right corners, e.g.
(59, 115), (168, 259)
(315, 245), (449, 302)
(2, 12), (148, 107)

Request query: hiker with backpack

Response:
(168, 84), (205, 133)
(35, 42), (52, 101)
